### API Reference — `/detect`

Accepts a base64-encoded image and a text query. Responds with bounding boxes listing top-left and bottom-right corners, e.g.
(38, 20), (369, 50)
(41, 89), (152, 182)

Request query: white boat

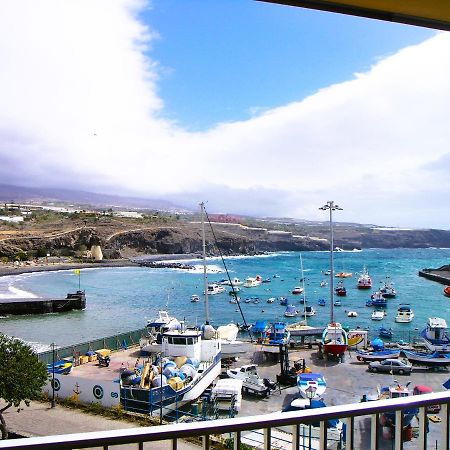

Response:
(284, 305), (298, 317)
(395, 304), (414, 323)
(267, 297), (276, 303)
(320, 280), (327, 287)
(297, 373), (327, 399)
(380, 277), (396, 298)
(140, 311), (182, 354)
(371, 310), (385, 321)
(347, 311), (358, 318)
(421, 317), (450, 351)
(191, 294), (200, 303)
(207, 283), (226, 295)
(322, 322), (348, 358)
(357, 266), (372, 289)
(334, 299), (342, 306)
(292, 286), (304, 295)
(217, 323), (250, 356)
(243, 277), (261, 288)
(303, 305), (316, 317)
(221, 277), (243, 287)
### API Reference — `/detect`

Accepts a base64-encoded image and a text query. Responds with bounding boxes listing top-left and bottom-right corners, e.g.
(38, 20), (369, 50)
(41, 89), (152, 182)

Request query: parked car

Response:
(413, 385), (441, 413)
(368, 359), (412, 375)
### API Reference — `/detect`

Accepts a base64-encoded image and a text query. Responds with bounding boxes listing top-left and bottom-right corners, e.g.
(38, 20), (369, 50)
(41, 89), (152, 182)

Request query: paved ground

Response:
(0, 400), (201, 449)
(229, 346), (450, 449)
(4, 344), (449, 449)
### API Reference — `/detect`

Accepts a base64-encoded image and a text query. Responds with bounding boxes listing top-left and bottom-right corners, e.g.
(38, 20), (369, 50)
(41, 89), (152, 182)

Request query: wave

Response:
(0, 284), (38, 299)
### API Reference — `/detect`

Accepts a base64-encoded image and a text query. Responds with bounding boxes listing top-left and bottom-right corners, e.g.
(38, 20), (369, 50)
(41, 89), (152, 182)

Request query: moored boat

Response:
(395, 304), (414, 323)
(333, 299), (342, 306)
(318, 298), (326, 306)
(292, 286), (304, 295)
(206, 283), (226, 295)
(190, 294), (200, 303)
(380, 277), (396, 298)
(347, 311), (357, 318)
(357, 266), (372, 289)
(370, 292), (387, 307)
(379, 327), (393, 339)
(421, 317), (450, 351)
(243, 277), (261, 288)
(335, 281), (347, 297)
(335, 272), (352, 278)
(284, 305), (298, 317)
(444, 286), (450, 298)
(371, 310), (385, 321)
(303, 305), (316, 317)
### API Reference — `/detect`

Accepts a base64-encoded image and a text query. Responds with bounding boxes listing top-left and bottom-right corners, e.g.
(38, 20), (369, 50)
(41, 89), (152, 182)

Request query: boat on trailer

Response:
(356, 349), (400, 362)
(402, 349), (450, 367)
(421, 317), (450, 351)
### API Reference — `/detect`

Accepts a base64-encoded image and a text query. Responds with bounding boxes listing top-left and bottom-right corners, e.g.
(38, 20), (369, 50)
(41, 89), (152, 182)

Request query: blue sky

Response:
(142, 1), (433, 130)
(1, 1), (450, 228)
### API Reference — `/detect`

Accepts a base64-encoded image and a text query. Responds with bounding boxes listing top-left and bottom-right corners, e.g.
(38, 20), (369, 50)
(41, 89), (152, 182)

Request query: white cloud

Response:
(1, 1), (450, 228)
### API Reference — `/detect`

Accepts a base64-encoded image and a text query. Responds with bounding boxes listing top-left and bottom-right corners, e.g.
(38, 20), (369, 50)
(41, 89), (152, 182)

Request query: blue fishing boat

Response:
(402, 349), (450, 367)
(356, 349), (400, 362)
(262, 322), (290, 346)
(371, 293), (387, 307)
(318, 298), (326, 306)
(251, 320), (268, 337)
(279, 297), (288, 306)
(421, 317), (450, 351)
(379, 327), (393, 339)
(297, 373), (327, 398)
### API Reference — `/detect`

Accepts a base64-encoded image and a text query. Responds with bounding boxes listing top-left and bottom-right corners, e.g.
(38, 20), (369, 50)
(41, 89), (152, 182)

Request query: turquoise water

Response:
(0, 248), (449, 349)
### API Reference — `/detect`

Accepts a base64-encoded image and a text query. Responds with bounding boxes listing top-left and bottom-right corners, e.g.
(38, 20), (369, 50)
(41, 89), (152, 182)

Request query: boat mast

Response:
(320, 201), (342, 323)
(300, 253), (307, 323)
(200, 202), (210, 324)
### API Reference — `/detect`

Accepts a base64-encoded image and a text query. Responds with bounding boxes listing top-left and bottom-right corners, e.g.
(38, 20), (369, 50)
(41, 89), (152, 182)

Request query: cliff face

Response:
(1, 222), (450, 260)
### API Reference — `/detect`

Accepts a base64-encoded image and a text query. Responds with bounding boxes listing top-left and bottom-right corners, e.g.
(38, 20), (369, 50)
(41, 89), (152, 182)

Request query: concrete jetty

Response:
(0, 291), (86, 315)
(419, 265), (450, 285)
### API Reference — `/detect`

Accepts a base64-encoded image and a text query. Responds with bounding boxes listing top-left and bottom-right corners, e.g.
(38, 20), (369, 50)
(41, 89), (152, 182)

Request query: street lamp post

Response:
(305, 385), (317, 450)
(51, 342), (56, 408)
(319, 201), (343, 323)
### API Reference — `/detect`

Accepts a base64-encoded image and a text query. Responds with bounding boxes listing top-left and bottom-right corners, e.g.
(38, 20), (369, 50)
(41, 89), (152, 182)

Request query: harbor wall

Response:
(43, 375), (120, 408)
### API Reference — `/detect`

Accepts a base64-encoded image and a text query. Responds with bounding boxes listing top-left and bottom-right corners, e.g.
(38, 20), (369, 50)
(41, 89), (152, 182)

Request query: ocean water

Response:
(0, 248), (449, 349)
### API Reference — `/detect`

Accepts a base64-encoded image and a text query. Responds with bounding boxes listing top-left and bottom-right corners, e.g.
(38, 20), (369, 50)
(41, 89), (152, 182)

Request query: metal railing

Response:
(1, 391), (449, 449)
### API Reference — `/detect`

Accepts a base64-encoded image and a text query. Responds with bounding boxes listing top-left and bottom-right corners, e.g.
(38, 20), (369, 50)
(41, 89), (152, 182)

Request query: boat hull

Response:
(356, 350), (400, 362)
(323, 343), (348, 357)
(402, 350), (450, 367)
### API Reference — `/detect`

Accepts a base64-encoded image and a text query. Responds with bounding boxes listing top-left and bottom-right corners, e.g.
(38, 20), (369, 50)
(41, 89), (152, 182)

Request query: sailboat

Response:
(287, 254), (324, 336)
(320, 201), (348, 360)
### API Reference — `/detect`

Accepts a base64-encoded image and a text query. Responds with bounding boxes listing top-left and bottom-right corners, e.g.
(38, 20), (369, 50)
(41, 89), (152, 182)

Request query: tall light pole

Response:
(319, 201), (343, 323)
(200, 202), (210, 325)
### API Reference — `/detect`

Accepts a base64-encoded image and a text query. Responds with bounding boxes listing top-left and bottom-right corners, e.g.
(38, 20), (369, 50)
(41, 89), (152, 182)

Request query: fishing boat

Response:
(379, 327), (393, 338)
(395, 304), (414, 323)
(141, 311), (183, 354)
(297, 373), (327, 399)
(292, 286), (304, 295)
(380, 277), (396, 298)
(267, 297), (276, 303)
(318, 298), (326, 306)
(251, 320), (269, 338)
(357, 266), (372, 289)
(421, 317), (450, 351)
(356, 349), (400, 362)
(284, 305), (298, 317)
(303, 305), (316, 317)
(370, 292), (387, 307)
(262, 322), (290, 347)
(279, 297), (288, 306)
(335, 281), (346, 296)
(402, 349), (450, 367)
(286, 321), (325, 336)
(322, 322), (348, 358)
(444, 286), (450, 298)
(206, 283), (225, 295)
(371, 310), (385, 321)
(190, 294), (200, 303)
(378, 382), (418, 430)
(229, 277), (243, 286)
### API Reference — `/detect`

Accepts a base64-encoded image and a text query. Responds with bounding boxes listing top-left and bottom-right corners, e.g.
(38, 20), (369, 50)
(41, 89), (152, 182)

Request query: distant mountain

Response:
(0, 184), (190, 212)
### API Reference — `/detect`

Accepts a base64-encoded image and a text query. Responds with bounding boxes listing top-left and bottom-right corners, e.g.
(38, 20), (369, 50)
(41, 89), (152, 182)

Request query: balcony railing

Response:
(1, 391), (449, 449)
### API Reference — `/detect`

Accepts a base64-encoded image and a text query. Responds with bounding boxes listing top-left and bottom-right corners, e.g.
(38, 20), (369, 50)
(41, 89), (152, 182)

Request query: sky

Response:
(1, 0), (449, 228)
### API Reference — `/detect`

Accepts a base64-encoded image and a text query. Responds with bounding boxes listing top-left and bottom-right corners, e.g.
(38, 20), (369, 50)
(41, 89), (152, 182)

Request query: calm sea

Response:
(0, 248), (449, 350)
